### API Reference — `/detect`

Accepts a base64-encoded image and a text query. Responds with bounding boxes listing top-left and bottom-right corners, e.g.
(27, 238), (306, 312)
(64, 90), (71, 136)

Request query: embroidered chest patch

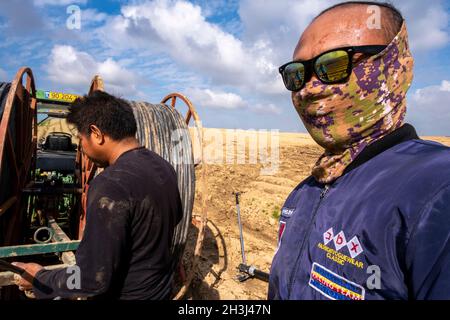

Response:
(281, 207), (294, 218)
(309, 263), (365, 300)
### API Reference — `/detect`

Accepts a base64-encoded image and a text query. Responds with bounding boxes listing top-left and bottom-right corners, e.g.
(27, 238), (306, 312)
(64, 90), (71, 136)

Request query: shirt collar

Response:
(342, 123), (420, 176)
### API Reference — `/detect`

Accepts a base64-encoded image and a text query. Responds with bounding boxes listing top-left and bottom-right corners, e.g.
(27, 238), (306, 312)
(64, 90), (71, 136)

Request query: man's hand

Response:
(11, 262), (43, 291)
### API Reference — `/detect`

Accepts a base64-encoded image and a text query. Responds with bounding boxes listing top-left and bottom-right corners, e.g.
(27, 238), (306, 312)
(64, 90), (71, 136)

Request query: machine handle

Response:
(238, 263), (270, 283)
(0, 259), (26, 275)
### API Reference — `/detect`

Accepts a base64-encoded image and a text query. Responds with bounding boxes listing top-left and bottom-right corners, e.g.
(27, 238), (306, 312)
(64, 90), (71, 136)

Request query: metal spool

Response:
(0, 82), (12, 229)
(0, 82), (12, 246)
(0, 68), (37, 246)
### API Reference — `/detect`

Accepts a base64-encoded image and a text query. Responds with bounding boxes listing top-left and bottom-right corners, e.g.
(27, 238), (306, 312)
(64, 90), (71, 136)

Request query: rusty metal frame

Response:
(0, 67), (37, 246)
(161, 93), (208, 300)
(75, 75), (105, 239)
(161, 92), (201, 124)
(0, 68), (78, 293)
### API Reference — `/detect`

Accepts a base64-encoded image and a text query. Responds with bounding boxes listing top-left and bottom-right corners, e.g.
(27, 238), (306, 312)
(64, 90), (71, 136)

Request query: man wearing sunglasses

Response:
(269, 1), (450, 300)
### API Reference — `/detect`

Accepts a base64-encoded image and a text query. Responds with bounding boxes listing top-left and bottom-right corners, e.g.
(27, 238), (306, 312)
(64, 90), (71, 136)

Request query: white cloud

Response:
(185, 87), (282, 115)
(393, 0), (449, 51)
(407, 80), (450, 135)
(239, 0), (332, 62)
(95, 0), (450, 101)
(100, 0), (281, 94)
(440, 80), (450, 92)
(46, 45), (141, 95)
(0, 68), (8, 81)
(239, 0), (450, 60)
(82, 9), (108, 25)
(250, 103), (282, 115)
(186, 88), (246, 109)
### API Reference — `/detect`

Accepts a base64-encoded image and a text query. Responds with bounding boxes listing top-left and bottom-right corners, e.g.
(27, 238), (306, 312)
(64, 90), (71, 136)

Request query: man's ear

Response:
(89, 125), (105, 145)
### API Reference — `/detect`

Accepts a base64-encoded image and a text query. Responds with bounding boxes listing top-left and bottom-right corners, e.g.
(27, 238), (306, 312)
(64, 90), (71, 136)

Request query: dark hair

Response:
(315, 1), (404, 41)
(67, 91), (137, 141)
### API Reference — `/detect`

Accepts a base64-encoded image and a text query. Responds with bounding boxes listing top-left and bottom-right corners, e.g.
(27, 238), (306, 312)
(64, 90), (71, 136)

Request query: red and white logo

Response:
(347, 236), (363, 258)
(333, 231), (347, 251)
(323, 227), (364, 258)
(323, 227), (334, 245)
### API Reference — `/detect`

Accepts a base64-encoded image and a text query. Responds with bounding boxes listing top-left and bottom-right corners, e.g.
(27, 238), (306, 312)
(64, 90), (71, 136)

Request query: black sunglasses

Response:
(279, 45), (387, 92)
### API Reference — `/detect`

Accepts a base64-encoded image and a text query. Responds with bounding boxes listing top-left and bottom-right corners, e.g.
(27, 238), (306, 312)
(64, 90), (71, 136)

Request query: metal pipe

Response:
(48, 216), (76, 265)
(33, 227), (54, 244)
(234, 192), (246, 265)
(0, 241), (80, 258)
(238, 263), (270, 283)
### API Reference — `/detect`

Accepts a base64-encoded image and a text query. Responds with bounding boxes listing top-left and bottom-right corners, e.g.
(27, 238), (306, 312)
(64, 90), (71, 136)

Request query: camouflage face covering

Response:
(292, 21), (414, 184)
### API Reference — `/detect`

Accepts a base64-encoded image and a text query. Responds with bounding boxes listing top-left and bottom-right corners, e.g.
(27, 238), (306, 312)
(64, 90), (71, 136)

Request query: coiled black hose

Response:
(127, 101), (195, 272)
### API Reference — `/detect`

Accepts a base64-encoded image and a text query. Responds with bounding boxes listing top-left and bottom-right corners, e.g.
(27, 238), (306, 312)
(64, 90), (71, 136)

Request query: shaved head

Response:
(293, 1), (403, 61)
(315, 1), (403, 41)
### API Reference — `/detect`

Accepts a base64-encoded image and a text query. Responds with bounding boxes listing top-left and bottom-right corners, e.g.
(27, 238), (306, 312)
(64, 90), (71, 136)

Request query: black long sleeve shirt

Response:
(33, 147), (183, 300)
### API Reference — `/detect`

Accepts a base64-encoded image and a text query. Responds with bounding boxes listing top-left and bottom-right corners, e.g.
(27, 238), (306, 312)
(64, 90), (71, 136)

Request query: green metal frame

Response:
(0, 241), (80, 258)
(0, 217), (78, 288)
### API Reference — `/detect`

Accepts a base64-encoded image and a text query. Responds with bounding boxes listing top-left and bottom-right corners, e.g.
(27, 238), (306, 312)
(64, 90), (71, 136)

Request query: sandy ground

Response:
(185, 128), (450, 300)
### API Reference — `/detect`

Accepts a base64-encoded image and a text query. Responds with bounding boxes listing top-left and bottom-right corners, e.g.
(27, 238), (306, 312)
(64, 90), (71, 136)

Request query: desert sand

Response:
(186, 128), (450, 300)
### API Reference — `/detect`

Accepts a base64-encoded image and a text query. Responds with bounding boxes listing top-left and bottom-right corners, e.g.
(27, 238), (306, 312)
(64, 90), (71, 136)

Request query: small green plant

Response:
(272, 206), (280, 219)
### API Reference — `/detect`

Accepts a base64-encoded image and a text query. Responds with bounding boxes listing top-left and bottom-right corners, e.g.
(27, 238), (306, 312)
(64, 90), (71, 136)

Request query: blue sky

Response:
(0, 0), (449, 135)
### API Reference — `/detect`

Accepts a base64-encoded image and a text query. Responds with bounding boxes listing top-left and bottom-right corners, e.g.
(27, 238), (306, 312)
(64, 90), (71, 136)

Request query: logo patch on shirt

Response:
(347, 236), (363, 259)
(321, 227), (364, 258)
(318, 227), (365, 269)
(281, 207), (294, 218)
(333, 230), (347, 251)
(323, 227), (334, 245)
(309, 263), (365, 300)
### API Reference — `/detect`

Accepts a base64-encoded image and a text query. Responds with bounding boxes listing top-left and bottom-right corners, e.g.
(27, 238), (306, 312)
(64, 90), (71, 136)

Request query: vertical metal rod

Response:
(235, 192), (246, 265)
